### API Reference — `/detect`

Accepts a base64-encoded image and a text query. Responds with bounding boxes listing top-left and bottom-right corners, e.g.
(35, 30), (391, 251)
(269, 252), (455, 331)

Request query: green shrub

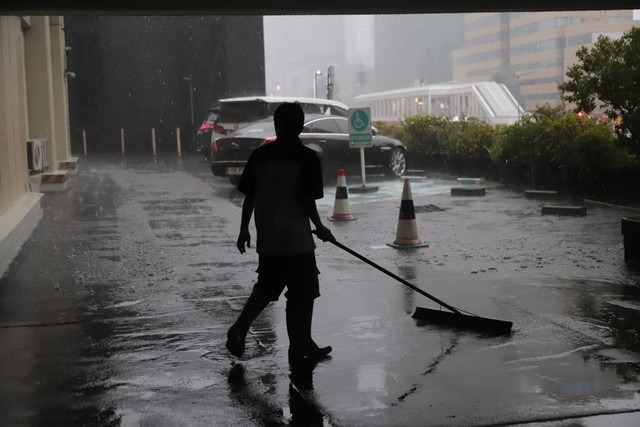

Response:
(400, 115), (449, 160)
(490, 105), (560, 168)
(373, 121), (404, 141)
(558, 116), (634, 174)
(440, 116), (494, 161)
(375, 103), (637, 192)
(490, 103), (638, 188)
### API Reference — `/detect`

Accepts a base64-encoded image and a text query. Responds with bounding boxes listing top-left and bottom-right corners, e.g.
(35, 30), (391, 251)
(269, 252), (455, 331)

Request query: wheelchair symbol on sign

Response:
(351, 110), (369, 132)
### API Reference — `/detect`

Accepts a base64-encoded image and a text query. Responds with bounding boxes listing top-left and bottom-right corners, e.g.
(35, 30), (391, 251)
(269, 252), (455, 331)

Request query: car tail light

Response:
(213, 118), (227, 135)
(260, 136), (276, 146)
(199, 123), (211, 131)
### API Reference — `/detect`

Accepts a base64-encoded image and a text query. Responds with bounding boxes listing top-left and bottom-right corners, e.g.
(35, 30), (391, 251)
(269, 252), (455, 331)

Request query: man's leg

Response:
(284, 253), (331, 364)
(226, 286), (272, 357)
(286, 298), (332, 364)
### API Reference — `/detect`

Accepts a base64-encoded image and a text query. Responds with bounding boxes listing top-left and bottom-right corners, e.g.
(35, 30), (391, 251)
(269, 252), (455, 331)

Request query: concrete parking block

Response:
(541, 204), (587, 216)
(451, 186), (486, 196)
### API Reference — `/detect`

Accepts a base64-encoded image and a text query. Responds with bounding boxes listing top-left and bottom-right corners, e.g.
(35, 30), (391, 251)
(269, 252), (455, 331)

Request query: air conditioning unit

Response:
(26, 139), (46, 173)
(39, 138), (49, 169)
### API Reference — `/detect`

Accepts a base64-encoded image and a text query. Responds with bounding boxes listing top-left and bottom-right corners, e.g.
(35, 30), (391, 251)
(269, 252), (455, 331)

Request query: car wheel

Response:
(211, 164), (225, 176)
(386, 148), (407, 177)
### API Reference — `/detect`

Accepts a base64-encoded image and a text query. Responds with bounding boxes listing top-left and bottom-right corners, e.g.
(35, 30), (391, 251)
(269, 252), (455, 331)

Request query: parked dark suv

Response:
(191, 107), (219, 158)
(192, 96), (349, 159)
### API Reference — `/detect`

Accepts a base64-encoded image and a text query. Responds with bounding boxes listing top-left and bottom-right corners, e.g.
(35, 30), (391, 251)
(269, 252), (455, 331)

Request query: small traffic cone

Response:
(329, 169), (355, 221)
(388, 179), (428, 248)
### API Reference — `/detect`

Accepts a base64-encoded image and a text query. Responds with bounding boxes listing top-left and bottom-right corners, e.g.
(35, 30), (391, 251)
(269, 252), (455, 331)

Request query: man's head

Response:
(274, 102), (304, 139)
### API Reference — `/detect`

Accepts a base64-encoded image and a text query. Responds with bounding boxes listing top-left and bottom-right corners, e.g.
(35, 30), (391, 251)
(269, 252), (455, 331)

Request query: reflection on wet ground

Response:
(318, 174), (458, 208)
(0, 153), (639, 426)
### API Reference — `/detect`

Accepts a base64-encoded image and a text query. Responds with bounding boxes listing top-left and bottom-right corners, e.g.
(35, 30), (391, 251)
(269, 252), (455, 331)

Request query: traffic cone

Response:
(388, 179), (428, 248)
(329, 169), (355, 221)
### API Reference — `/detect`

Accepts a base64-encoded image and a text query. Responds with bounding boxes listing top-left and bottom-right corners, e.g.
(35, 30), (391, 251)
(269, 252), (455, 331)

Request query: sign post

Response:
(348, 108), (378, 193)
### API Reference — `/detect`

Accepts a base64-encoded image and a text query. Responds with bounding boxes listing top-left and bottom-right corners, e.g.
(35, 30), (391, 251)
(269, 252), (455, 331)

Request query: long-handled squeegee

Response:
(328, 238), (513, 335)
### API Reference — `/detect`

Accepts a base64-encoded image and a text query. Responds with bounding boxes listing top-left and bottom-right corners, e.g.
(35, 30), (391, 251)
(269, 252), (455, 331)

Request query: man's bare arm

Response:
(237, 195), (255, 253)
(302, 198), (335, 242)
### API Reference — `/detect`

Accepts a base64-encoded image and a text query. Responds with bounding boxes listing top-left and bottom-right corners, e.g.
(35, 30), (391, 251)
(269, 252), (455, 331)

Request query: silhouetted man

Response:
(226, 102), (334, 365)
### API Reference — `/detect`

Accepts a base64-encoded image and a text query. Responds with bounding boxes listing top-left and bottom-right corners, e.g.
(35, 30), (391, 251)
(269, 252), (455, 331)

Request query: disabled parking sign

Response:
(348, 108), (372, 148)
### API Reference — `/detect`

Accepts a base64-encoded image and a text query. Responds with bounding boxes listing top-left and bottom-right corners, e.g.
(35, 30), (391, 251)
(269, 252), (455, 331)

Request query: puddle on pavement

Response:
(318, 177), (456, 207)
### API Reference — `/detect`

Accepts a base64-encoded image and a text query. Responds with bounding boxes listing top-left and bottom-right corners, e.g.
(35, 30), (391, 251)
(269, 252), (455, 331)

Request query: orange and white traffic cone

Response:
(329, 169), (355, 221)
(388, 178), (428, 248)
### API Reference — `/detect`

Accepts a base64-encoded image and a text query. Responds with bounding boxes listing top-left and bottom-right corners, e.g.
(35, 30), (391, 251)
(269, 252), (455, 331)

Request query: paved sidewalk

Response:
(1, 154), (639, 426)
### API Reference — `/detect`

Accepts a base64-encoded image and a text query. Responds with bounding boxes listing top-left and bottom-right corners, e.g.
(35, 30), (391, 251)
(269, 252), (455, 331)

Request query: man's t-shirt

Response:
(238, 138), (324, 256)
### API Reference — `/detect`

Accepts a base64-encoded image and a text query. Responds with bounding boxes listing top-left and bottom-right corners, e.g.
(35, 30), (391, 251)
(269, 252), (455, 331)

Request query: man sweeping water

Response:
(226, 102), (335, 365)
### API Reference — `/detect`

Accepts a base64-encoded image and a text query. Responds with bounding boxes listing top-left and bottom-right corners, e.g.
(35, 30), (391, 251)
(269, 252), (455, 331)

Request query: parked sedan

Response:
(210, 114), (408, 185)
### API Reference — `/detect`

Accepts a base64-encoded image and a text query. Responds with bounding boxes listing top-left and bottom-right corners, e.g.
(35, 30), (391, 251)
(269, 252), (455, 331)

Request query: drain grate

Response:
(414, 204), (447, 213)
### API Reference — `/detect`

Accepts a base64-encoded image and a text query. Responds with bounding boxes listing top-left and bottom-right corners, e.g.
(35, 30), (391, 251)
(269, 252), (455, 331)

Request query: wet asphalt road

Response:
(1, 153), (639, 427)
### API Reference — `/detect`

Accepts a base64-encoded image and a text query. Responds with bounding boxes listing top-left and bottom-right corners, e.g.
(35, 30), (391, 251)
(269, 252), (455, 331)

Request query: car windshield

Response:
(226, 119), (279, 141)
(236, 119), (275, 134)
(218, 101), (269, 123)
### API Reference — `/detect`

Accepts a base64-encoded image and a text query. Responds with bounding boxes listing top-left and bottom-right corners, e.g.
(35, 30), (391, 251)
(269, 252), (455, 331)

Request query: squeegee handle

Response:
(327, 238), (462, 315)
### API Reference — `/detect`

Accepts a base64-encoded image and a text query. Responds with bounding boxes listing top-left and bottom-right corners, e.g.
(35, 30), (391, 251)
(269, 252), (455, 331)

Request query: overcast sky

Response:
(264, 15), (348, 99)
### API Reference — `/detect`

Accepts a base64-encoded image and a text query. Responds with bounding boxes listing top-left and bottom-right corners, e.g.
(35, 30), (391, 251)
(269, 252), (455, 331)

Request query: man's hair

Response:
(273, 102), (304, 134)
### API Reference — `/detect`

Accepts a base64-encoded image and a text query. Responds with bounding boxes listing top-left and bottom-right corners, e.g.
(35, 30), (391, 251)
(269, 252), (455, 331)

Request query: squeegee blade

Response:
(412, 307), (513, 335)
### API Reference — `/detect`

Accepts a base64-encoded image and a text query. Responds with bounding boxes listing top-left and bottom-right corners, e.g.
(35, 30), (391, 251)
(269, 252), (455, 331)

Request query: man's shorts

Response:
(253, 252), (320, 302)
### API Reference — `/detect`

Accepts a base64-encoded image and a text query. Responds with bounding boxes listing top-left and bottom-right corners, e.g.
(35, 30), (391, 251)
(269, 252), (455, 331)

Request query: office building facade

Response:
(453, 11), (637, 112)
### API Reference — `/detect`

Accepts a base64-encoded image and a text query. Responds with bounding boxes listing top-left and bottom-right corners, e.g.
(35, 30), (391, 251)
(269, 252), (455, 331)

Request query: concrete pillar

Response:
(49, 16), (73, 168)
(23, 16), (58, 172)
(0, 16), (30, 212)
(0, 16), (45, 278)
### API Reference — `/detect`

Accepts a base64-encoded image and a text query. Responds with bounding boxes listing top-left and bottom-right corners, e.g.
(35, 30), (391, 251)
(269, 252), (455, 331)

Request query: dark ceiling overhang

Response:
(3, 0), (637, 15)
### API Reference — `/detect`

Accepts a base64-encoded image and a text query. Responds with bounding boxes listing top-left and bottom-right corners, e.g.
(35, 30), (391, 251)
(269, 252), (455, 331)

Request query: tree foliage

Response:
(559, 27), (640, 154)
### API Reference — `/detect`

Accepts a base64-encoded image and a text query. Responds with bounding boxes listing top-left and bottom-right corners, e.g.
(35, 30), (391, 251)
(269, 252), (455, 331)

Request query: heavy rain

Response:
(1, 7), (640, 427)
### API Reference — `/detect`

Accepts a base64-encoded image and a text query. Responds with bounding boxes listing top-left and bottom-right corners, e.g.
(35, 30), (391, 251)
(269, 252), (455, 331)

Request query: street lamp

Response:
(313, 70), (322, 98)
(514, 68), (545, 116)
